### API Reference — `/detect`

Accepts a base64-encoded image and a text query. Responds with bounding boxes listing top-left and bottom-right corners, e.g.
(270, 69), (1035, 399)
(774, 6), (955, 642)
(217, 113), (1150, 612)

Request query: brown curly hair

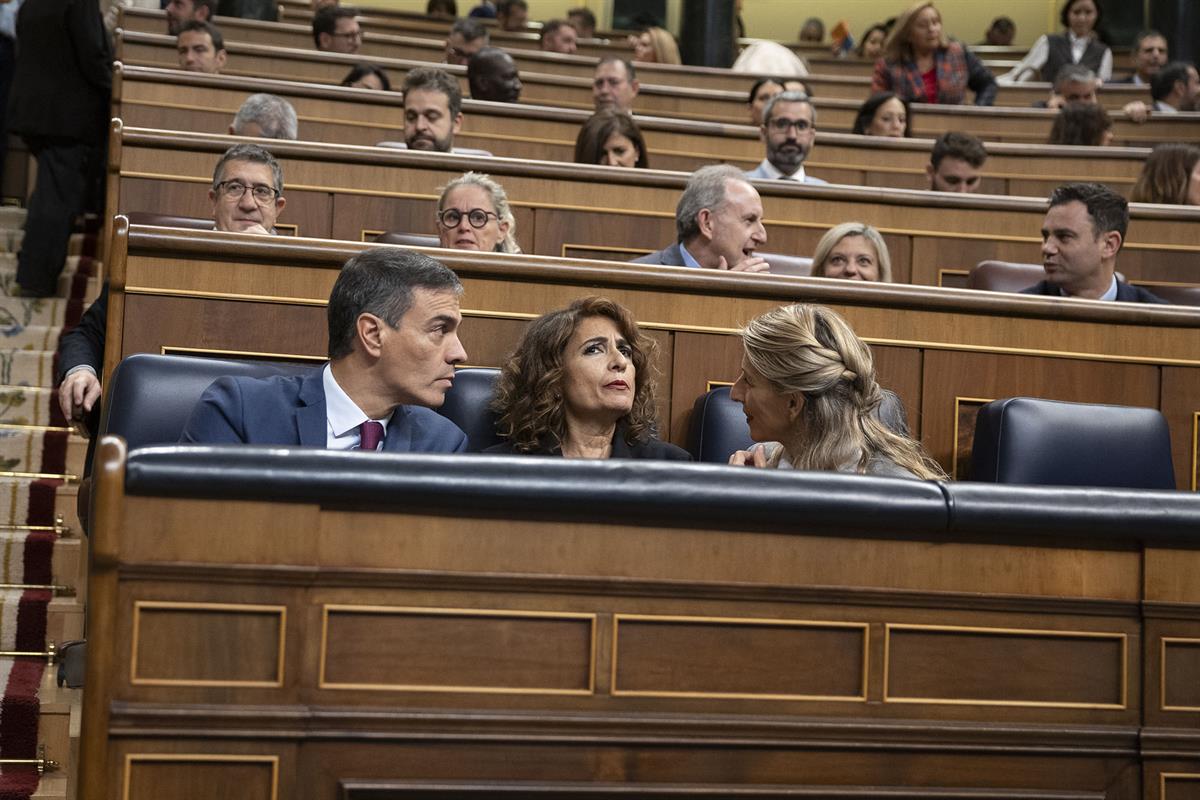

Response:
(491, 297), (661, 453)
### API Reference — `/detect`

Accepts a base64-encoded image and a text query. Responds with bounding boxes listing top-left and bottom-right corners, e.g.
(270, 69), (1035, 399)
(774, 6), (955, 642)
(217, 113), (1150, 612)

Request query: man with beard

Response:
(165, 0), (216, 35)
(467, 47), (521, 104)
(743, 91), (826, 184)
(392, 67), (492, 156)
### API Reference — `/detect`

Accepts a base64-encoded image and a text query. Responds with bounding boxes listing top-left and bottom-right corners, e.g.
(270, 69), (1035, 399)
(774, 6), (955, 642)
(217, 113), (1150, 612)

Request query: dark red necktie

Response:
(358, 420), (385, 451)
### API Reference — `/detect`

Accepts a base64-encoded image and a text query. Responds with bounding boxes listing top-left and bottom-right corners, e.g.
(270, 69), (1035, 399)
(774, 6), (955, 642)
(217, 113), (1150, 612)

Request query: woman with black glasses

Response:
(435, 172), (521, 253)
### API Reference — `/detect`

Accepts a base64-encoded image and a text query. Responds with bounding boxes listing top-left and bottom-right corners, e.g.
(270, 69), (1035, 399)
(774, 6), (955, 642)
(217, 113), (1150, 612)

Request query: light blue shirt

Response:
(1098, 275), (1118, 302)
(679, 242), (702, 269)
(321, 364), (393, 450)
(0, 0), (24, 41)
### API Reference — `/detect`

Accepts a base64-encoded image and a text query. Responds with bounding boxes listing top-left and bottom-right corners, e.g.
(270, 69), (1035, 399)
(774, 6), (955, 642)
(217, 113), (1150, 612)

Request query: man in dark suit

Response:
(634, 165), (769, 273)
(181, 248), (470, 451)
(1114, 31), (1168, 86)
(1023, 183), (1166, 304)
(8, 0), (111, 298)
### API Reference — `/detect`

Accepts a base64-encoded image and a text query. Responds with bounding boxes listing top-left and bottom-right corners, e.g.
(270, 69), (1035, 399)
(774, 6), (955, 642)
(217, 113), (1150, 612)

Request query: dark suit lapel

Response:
(296, 369), (328, 447)
(382, 405), (411, 452)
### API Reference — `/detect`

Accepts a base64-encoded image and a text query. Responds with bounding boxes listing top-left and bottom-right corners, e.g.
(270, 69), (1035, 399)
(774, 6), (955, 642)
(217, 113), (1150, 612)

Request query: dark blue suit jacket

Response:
(1020, 279), (1168, 304)
(180, 369), (469, 452)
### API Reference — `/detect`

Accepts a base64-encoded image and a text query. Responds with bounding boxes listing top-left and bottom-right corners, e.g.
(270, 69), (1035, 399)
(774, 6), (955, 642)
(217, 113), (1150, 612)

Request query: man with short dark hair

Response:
(402, 67), (462, 152)
(927, 131), (987, 193)
(176, 20), (226, 73)
(467, 47), (521, 103)
(312, 6), (361, 54)
(495, 0), (527, 31)
(1151, 61), (1199, 113)
(593, 57), (638, 112)
(165, 0), (216, 35)
(181, 247), (470, 450)
(230, 94), (298, 139)
(743, 90), (825, 184)
(445, 18), (488, 66)
(634, 164), (769, 273)
(1023, 182), (1166, 303)
(568, 7), (596, 39)
(1118, 31), (1168, 86)
(540, 19), (577, 55)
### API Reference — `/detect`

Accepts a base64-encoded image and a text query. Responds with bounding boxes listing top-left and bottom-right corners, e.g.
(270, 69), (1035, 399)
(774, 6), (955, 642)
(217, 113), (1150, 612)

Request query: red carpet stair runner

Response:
(0, 207), (92, 798)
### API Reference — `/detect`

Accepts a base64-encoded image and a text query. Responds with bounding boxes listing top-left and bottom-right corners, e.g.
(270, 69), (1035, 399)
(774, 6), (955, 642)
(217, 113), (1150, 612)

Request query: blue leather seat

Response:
(970, 397), (1176, 489)
(99, 353), (499, 451)
(687, 386), (910, 463)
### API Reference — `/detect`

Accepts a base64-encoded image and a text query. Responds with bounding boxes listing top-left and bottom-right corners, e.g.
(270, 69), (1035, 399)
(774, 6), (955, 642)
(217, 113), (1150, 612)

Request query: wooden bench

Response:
(114, 30), (1200, 147)
(118, 7), (1152, 111)
(102, 221), (1200, 489)
(112, 64), (1159, 198)
(106, 125), (1200, 293)
(81, 438), (1200, 799)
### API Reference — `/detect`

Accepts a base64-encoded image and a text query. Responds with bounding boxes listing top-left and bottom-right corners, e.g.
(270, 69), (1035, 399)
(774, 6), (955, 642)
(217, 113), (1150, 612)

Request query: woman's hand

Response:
(729, 444), (768, 467)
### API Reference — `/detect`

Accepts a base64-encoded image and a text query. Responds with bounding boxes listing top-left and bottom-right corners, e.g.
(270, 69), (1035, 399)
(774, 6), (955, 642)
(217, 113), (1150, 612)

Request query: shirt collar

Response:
(322, 363), (392, 441)
(678, 242), (703, 269)
(756, 158), (806, 182)
(1099, 274), (1119, 302)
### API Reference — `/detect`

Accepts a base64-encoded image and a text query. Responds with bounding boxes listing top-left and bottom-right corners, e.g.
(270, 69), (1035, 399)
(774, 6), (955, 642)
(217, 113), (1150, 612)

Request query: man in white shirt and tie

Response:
(743, 91), (827, 185)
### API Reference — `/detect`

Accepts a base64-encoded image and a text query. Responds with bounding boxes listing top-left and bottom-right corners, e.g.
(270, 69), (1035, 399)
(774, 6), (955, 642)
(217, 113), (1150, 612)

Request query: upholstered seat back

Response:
(374, 232), (441, 248)
(970, 397), (1176, 489)
(687, 386), (910, 463)
(967, 260), (1044, 293)
(99, 354), (500, 451)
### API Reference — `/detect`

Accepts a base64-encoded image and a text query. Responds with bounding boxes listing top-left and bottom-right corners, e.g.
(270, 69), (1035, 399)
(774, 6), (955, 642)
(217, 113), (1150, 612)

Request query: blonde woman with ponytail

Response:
(728, 304), (946, 479)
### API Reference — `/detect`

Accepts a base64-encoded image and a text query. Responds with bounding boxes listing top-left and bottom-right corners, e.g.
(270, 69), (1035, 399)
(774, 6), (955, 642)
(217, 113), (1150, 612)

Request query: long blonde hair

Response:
(811, 222), (893, 282)
(644, 27), (681, 65)
(883, 1), (946, 63)
(741, 304), (946, 478)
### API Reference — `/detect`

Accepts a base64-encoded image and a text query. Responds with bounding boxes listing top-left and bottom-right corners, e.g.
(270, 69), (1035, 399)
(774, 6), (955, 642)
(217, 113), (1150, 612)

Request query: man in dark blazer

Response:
(634, 165), (769, 273)
(1023, 183), (1167, 304)
(8, 0), (111, 298)
(181, 248), (471, 451)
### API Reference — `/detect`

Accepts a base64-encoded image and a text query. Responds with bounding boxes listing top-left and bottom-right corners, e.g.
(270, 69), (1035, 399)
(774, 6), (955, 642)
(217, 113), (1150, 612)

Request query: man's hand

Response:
(58, 370), (102, 426)
(729, 445), (768, 467)
(1046, 94), (1066, 110)
(239, 223), (271, 235)
(1122, 100), (1150, 123)
(716, 255), (771, 273)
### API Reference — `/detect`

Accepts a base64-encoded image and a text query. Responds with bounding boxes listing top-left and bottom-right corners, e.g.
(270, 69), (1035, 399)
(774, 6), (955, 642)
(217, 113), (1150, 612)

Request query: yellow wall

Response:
(355, 1), (1059, 47)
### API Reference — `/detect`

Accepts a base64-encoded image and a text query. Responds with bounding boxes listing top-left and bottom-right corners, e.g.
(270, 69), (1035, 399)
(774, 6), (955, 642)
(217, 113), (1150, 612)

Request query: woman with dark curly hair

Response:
(485, 297), (690, 460)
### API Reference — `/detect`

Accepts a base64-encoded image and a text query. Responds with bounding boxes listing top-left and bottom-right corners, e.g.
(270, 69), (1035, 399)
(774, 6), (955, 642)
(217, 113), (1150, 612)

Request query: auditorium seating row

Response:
(101, 220), (1200, 490)
(115, 28), (1200, 146)
(121, 7), (1055, 100)
(105, 124), (1200, 291)
(113, 64), (1159, 197)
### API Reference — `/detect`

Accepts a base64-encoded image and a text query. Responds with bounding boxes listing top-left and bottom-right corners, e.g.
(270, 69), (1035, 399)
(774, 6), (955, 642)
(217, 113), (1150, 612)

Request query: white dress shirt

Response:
(322, 364), (393, 450)
(1000, 32), (1113, 83)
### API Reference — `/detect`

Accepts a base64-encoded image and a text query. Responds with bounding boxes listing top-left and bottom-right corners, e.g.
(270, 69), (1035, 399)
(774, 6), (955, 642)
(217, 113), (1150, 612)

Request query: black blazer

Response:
(484, 427), (692, 461)
(8, 0), (112, 143)
(1021, 279), (1168, 304)
(57, 286), (107, 384)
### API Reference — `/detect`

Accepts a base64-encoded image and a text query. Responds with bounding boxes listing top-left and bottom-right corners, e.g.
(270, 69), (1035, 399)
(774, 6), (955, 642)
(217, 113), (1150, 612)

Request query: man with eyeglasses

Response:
(312, 6), (361, 55)
(743, 90), (826, 185)
(56, 144), (287, 448)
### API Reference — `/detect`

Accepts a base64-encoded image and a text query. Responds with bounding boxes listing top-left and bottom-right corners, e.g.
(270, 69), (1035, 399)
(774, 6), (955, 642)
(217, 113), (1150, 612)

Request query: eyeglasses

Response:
(215, 180), (279, 204)
(437, 208), (499, 229)
(767, 117), (812, 133)
(330, 29), (362, 40)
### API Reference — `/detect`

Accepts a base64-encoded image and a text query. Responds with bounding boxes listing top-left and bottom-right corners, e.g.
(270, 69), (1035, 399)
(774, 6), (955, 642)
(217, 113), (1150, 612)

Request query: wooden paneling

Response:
(612, 615), (867, 700)
(130, 601), (285, 686)
(1161, 368), (1200, 491)
(123, 754), (279, 800)
(885, 625), (1127, 708)
(1162, 638), (1200, 710)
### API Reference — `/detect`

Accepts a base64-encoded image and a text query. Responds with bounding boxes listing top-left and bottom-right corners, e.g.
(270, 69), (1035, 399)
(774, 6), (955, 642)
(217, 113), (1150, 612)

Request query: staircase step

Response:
(0, 388), (69, 429)
(46, 598), (83, 646)
(0, 479), (81, 539)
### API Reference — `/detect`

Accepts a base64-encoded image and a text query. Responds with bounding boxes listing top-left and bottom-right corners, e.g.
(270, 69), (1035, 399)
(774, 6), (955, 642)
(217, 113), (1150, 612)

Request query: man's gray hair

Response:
(1053, 63), (1097, 91)
(211, 143), (285, 196)
(231, 94), (299, 141)
(761, 89), (816, 127)
(675, 164), (745, 242)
